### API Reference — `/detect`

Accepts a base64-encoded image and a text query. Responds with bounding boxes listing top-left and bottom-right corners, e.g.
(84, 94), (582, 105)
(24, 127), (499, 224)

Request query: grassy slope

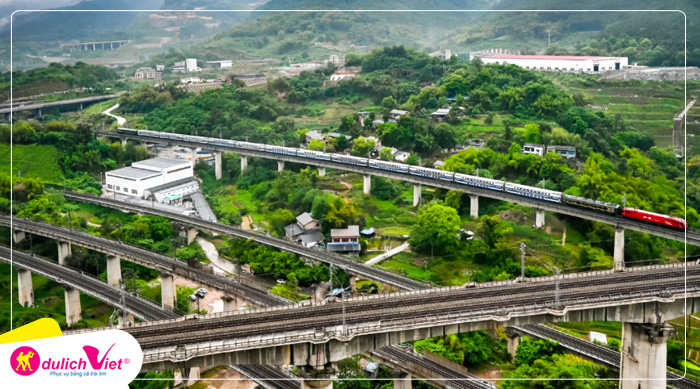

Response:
(0, 144), (63, 183)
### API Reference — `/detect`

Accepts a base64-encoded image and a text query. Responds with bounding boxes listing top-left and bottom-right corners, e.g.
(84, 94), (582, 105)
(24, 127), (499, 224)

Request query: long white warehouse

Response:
(471, 54), (628, 73)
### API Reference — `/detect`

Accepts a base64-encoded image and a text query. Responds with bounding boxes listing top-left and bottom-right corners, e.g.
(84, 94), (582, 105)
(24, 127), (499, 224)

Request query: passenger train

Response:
(117, 127), (688, 230)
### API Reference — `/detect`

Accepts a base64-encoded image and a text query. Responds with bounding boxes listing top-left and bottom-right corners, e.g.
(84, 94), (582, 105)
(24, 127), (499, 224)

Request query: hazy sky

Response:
(0, 0), (83, 28)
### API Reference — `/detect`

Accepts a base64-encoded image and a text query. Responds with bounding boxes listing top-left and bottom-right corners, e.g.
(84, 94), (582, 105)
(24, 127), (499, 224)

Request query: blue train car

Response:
(369, 159), (409, 173)
(409, 166), (454, 181)
(454, 173), (505, 191)
(504, 183), (562, 202)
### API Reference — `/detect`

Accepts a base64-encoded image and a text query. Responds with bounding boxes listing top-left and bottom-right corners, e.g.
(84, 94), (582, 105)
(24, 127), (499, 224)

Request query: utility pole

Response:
(554, 266), (561, 309)
(329, 264), (333, 300)
(520, 243), (526, 280)
(621, 193), (627, 208)
(541, 179), (546, 189)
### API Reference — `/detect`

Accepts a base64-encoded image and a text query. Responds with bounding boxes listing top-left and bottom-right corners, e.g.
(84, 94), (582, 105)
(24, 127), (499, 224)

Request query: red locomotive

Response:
(621, 208), (687, 229)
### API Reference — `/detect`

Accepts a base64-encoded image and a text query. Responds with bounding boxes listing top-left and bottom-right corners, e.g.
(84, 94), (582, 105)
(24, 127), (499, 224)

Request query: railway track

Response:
(61, 192), (429, 290)
(122, 265), (700, 349)
(513, 324), (700, 389)
(1, 246), (178, 321)
(3, 215), (290, 307)
(373, 345), (493, 389)
(97, 131), (700, 247)
(232, 365), (299, 389)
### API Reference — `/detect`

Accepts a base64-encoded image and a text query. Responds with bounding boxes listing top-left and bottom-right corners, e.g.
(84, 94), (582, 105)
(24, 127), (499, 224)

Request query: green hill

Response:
(198, 0), (699, 65)
(201, 0), (493, 60)
(441, 0), (699, 66)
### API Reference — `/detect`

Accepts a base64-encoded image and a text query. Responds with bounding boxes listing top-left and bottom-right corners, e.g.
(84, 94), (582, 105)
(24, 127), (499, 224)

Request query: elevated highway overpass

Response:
(1, 94), (120, 120)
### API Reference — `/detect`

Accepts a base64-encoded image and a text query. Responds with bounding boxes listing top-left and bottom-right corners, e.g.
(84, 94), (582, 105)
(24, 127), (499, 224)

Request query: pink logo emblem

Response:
(83, 343), (115, 369)
(10, 346), (40, 376)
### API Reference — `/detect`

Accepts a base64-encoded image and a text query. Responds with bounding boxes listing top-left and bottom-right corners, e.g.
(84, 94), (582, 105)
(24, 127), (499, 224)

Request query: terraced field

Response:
(551, 77), (700, 157)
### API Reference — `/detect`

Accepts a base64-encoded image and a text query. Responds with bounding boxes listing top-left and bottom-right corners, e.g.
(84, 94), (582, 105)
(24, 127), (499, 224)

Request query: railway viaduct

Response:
(4, 215), (290, 327)
(1, 94), (120, 122)
(99, 130), (698, 273)
(1, 245), (177, 326)
(60, 263), (700, 389)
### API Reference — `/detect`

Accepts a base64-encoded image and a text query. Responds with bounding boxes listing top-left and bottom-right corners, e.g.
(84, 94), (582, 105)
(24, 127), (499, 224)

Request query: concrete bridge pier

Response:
(505, 328), (520, 361)
(278, 160), (285, 172)
(121, 139), (127, 147)
(620, 322), (676, 389)
(119, 312), (135, 328)
(187, 227), (198, 245)
(17, 268), (34, 307)
(167, 145), (175, 158)
(470, 195), (479, 219)
(318, 167), (326, 177)
(241, 155), (248, 172)
(13, 229), (26, 243)
(222, 296), (238, 312)
(363, 174), (371, 195)
(215, 151), (223, 180)
(413, 184), (422, 206)
(57, 241), (72, 265)
(614, 227), (625, 272)
(106, 255), (122, 287)
(186, 367), (201, 386)
(161, 273), (177, 311)
(535, 209), (545, 228)
(191, 147), (200, 167)
(394, 371), (412, 389)
(299, 365), (334, 389)
(64, 286), (82, 326)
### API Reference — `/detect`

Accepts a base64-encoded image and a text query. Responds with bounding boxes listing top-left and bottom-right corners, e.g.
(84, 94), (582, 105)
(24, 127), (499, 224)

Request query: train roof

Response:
(562, 193), (621, 207)
(454, 172), (504, 183)
(623, 208), (686, 222)
(505, 182), (562, 195)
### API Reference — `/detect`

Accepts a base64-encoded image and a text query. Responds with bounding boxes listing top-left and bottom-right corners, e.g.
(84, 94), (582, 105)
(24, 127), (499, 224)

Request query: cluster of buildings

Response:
(284, 213), (361, 254)
(326, 66), (362, 85)
(105, 157), (199, 204)
(278, 55), (346, 78)
(173, 58), (202, 73)
(470, 52), (629, 73)
(523, 143), (577, 159)
(428, 49), (457, 60)
(134, 65), (164, 79)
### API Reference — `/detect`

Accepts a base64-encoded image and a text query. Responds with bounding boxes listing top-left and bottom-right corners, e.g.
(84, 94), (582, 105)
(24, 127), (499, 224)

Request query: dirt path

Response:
(339, 180), (353, 190)
(241, 215), (253, 231)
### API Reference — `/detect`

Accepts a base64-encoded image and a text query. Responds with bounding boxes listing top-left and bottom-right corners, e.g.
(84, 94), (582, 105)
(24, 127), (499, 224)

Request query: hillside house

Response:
(523, 143), (546, 156)
(328, 225), (361, 254)
(546, 145), (577, 159)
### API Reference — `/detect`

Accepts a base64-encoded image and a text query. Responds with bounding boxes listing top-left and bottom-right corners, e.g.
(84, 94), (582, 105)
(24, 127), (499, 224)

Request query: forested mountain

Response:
(4, 0), (163, 42)
(200, 0), (699, 65)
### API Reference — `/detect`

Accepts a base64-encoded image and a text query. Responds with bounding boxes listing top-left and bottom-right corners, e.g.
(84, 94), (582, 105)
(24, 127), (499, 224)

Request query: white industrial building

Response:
(206, 60), (233, 69)
(105, 157), (198, 203)
(471, 54), (628, 73)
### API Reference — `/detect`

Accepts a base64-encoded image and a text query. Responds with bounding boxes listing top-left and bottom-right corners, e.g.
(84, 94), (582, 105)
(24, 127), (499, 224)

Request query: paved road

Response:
(102, 103), (126, 125)
(365, 242), (410, 266)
